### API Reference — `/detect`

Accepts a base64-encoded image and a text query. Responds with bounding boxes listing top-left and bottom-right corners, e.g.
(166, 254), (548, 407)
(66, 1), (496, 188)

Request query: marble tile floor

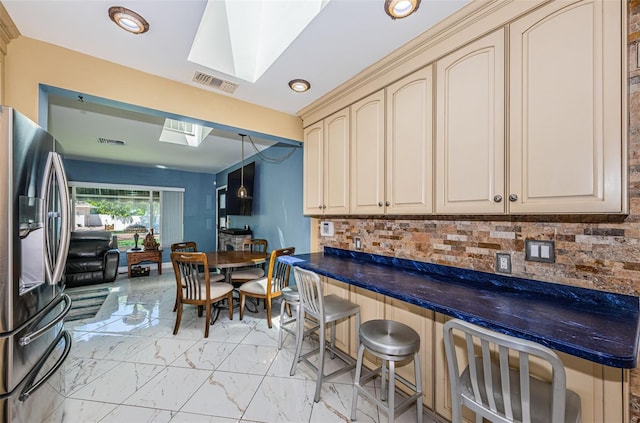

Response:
(59, 272), (446, 423)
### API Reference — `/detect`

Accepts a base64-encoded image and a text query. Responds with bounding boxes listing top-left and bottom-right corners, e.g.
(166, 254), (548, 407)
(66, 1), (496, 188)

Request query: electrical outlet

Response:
(525, 240), (555, 263)
(496, 253), (511, 274)
(355, 237), (362, 250)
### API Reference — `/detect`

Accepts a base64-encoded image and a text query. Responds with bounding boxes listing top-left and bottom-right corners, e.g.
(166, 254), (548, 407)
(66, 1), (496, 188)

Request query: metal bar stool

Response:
(351, 319), (423, 423)
(443, 318), (581, 423)
(279, 284), (322, 376)
(291, 267), (361, 402)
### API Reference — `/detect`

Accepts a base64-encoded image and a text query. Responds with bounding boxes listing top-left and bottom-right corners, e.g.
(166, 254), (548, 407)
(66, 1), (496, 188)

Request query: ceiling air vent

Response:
(192, 71), (239, 94)
(97, 137), (126, 146)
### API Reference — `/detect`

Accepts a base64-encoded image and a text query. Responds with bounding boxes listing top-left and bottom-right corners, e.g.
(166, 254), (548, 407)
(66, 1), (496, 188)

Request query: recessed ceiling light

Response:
(384, 0), (421, 20)
(288, 79), (311, 93)
(108, 6), (149, 34)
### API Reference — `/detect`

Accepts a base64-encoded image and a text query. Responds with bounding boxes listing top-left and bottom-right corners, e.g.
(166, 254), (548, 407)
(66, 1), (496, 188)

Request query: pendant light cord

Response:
(247, 135), (298, 163)
(240, 135), (245, 186)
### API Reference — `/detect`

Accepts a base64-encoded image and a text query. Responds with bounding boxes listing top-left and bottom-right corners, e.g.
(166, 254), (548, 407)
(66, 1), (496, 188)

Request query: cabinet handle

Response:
(322, 205), (327, 209)
(509, 194), (518, 202)
(378, 202), (383, 207)
(385, 201), (390, 207)
(318, 205), (323, 209)
(493, 195), (502, 203)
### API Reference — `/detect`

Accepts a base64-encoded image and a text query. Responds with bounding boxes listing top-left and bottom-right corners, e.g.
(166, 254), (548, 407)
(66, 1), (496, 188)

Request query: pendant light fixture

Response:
(237, 134), (248, 199)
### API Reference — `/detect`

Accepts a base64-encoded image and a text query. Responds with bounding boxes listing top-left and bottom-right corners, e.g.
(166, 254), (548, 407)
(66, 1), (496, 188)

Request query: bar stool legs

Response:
(278, 286), (299, 350)
(351, 319), (423, 423)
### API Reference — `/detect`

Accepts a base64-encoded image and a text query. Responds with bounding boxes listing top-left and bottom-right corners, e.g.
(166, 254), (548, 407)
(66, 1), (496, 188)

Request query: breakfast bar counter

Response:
(283, 247), (640, 369)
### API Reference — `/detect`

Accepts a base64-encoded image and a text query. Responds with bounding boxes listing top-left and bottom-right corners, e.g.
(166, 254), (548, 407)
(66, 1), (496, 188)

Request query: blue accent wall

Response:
(63, 159), (217, 265)
(216, 145), (310, 254)
(64, 143), (310, 272)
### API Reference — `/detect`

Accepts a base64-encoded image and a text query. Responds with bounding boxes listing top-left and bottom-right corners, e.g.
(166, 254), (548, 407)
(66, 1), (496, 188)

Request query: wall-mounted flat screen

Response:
(227, 161), (255, 216)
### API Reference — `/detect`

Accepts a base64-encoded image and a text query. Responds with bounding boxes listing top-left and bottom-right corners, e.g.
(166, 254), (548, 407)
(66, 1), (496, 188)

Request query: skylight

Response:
(188, 0), (329, 83)
(159, 119), (213, 147)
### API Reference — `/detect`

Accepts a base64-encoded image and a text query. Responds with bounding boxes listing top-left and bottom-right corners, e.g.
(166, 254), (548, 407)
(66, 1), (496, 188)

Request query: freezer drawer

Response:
(0, 294), (71, 422)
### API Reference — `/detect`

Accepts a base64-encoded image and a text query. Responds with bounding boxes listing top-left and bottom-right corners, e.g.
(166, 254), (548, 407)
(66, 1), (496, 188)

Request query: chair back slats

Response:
(519, 353), (531, 423)
(171, 252), (209, 301)
(480, 339), (497, 413)
(498, 346), (513, 420)
(444, 319), (571, 423)
(264, 247), (295, 294)
(294, 267), (323, 318)
(465, 333), (482, 405)
(242, 238), (268, 253)
(270, 260), (290, 293)
(171, 241), (198, 252)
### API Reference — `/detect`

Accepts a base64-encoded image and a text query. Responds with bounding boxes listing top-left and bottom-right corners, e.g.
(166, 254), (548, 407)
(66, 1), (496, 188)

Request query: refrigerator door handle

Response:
(19, 294), (71, 347)
(42, 151), (71, 285)
(19, 330), (72, 401)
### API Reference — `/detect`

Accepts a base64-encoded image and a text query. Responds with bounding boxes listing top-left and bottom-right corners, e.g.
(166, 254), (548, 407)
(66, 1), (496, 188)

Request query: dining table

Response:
(205, 250), (268, 317)
(205, 250), (268, 283)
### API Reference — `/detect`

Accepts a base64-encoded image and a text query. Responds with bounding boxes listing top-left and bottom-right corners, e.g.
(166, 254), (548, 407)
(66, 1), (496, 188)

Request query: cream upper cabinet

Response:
(350, 90), (385, 214)
(303, 108), (350, 215)
(386, 66), (433, 214)
(303, 122), (323, 214)
(508, 0), (624, 214)
(435, 30), (505, 214)
(350, 66), (433, 215)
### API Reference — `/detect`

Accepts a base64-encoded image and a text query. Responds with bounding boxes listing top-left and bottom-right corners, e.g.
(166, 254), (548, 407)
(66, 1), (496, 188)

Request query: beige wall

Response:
(4, 36), (303, 142)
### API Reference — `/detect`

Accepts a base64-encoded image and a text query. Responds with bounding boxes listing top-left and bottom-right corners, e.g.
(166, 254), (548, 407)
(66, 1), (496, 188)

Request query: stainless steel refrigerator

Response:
(0, 106), (72, 422)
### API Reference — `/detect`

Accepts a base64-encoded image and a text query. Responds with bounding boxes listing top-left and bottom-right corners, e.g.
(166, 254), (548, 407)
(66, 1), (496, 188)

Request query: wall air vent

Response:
(97, 137), (126, 146)
(192, 71), (239, 94)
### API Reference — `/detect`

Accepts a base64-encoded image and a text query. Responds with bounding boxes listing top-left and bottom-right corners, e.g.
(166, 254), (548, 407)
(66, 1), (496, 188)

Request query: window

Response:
(69, 182), (184, 251)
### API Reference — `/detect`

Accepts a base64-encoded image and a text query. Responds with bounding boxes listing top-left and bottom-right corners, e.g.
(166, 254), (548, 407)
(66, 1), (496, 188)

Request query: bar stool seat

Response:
(351, 319), (423, 423)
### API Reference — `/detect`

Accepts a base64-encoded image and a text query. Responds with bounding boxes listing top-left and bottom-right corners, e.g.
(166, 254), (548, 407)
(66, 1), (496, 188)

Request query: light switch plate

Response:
(320, 221), (334, 237)
(525, 239), (555, 263)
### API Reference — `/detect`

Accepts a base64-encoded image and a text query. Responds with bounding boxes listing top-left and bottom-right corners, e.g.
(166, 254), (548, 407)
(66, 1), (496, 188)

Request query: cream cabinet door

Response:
(303, 122), (324, 215)
(350, 90), (385, 215)
(323, 108), (350, 215)
(385, 298), (435, 410)
(386, 66), (433, 214)
(508, 0), (624, 213)
(434, 313), (627, 423)
(303, 108), (350, 215)
(435, 30), (505, 214)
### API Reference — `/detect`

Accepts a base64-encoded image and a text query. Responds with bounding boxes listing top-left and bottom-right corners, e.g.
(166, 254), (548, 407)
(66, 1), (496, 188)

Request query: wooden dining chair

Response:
(230, 238), (268, 284)
(170, 241), (224, 312)
(238, 246), (295, 328)
(171, 251), (234, 338)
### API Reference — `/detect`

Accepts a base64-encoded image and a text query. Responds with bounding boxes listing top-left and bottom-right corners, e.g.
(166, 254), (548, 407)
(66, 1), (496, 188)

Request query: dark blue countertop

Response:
(282, 247), (640, 368)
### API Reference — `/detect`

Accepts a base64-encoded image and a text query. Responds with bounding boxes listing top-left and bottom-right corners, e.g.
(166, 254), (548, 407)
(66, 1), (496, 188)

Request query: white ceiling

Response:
(2, 0), (469, 174)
